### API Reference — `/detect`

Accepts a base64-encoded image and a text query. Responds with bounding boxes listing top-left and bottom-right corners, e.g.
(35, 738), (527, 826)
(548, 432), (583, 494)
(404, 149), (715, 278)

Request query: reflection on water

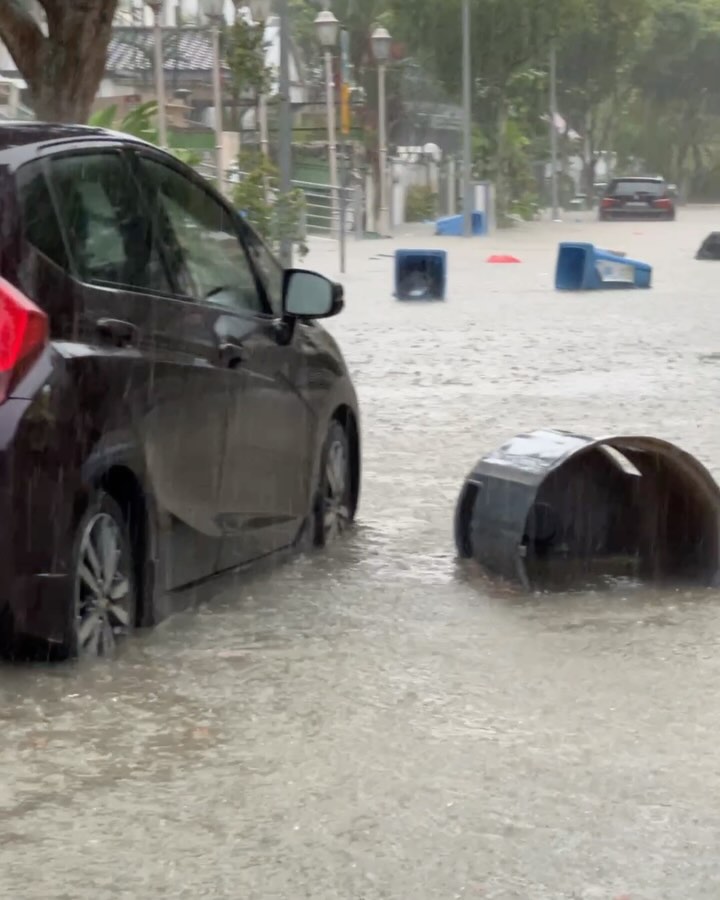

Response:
(5, 211), (720, 898)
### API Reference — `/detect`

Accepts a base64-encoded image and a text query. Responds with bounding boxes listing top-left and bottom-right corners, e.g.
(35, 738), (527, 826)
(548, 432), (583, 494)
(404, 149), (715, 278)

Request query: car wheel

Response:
(314, 421), (353, 547)
(64, 492), (137, 658)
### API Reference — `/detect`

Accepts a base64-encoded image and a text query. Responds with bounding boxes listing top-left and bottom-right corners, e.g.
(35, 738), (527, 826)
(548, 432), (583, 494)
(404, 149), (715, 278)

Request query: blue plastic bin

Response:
(394, 249), (447, 301)
(435, 212), (486, 237)
(555, 242), (652, 290)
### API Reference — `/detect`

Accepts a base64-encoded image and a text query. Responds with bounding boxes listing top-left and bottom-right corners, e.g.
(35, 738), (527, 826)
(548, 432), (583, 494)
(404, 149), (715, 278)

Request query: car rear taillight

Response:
(601, 197), (616, 208)
(654, 198), (672, 209)
(0, 277), (48, 405)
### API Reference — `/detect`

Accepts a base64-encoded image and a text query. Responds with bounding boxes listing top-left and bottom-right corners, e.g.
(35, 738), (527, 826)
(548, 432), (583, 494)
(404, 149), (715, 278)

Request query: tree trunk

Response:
(0, 1), (118, 124)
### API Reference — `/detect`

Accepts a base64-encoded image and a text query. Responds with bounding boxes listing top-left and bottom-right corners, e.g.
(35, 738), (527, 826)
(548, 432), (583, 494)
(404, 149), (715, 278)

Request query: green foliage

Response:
(88, 102), (202, 167)
(605, 0), (720, 196)
(224, 16), (271, 96)
(404, 185), (437, 222)
(232, 152), (308, 259)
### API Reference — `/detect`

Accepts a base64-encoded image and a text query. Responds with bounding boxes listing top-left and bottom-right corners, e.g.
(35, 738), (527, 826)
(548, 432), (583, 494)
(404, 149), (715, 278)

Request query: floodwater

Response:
(4, 209), (720, 899)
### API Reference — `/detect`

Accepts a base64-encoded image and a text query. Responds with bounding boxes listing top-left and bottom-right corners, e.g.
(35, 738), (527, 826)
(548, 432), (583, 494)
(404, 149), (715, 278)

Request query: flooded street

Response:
(5, 209), (720, 898)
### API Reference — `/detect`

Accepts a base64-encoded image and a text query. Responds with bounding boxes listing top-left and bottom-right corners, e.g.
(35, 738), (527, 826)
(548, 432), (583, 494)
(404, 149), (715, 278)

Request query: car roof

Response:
(0, 121), (150, 155)
(611, 175), (664, 181)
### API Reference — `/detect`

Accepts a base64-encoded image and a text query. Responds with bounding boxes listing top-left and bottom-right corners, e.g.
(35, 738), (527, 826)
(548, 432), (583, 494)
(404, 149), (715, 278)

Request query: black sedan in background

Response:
(599, 176), (676, 221)
(0, 123), (360, 658)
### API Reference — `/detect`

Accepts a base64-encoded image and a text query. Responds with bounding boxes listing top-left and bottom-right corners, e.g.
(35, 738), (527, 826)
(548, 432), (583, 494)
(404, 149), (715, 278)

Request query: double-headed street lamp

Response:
(371, 25), (392, 236)
(145, 0), (168, 149)
(314, 9), (340, 237)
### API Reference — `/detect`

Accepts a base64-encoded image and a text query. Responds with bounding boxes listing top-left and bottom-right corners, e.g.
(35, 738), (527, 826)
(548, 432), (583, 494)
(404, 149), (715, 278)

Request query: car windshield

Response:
(609, 179), (665, 197)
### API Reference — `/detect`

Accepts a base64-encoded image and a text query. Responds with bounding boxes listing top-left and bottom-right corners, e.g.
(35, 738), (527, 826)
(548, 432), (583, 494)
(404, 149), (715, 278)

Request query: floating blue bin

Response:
(394, 249), (447, 301)
(435, 212), (487, 237)
(555, 242), (652, 291)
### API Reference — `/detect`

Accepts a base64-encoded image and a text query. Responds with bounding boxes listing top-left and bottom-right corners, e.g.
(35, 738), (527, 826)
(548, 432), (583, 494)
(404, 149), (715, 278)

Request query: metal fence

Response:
(195, 161), (361, 238)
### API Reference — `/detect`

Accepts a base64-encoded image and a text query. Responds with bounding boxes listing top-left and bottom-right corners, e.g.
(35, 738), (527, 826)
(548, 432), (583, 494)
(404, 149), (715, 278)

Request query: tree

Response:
(620, 0), (720, 197)
(555, 0), (651, 194)
(387, 0), (583, 215)
(224, 13), (271, 137)
(0, 0), (119, 123)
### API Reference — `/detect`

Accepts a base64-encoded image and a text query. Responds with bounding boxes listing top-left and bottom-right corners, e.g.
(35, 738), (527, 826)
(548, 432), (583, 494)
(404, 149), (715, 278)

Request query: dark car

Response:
(599, 176), (676, 221)
(0, 123), (360, 658)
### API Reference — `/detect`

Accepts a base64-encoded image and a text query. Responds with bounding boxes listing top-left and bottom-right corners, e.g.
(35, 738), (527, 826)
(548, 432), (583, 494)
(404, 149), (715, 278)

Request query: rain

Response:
(2, 0), (720, 898)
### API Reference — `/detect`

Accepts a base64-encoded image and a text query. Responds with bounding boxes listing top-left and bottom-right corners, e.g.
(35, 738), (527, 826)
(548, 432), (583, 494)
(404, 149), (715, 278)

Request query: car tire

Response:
(314, 420), (353, 547)
(61, 492), (137, 659)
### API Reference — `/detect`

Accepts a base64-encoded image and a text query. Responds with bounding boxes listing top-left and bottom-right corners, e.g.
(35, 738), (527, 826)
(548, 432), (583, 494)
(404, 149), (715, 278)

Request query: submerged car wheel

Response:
(65, 493), (137, 658)
(314, 421), (353, 547)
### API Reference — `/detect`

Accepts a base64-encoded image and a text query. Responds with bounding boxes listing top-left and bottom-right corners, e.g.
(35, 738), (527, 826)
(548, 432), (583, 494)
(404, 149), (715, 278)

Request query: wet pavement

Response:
(4, 208), (720, 898)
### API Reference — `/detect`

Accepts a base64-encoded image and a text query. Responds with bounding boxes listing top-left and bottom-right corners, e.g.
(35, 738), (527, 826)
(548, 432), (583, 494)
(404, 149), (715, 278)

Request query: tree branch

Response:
(0, 1), (45, 82)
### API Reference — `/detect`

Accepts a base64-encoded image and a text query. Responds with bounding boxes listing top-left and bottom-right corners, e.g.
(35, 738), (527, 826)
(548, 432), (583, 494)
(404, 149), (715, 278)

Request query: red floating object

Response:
(487, 254), (521, 263)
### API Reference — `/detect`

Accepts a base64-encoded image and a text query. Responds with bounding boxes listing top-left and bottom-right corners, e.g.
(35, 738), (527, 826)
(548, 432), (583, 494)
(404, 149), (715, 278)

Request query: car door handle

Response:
(96, 318), (138, 347)
(218, 341), (244, 368)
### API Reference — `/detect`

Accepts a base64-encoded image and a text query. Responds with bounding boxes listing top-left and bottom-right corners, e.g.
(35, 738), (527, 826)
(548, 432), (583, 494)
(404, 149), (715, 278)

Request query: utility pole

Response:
(461, 0), (472, 237)
(278, 0), (293, 267)
(549, 41), (560, 222)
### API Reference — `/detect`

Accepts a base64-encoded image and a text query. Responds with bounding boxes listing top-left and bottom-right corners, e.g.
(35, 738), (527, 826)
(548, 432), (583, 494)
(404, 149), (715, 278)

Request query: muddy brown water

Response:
(3, 210), (720, 899)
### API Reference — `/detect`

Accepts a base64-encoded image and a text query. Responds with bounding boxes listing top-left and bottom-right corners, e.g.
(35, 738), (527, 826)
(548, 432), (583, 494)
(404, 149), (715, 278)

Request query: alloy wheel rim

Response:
(324, 440), (350, 541)
(74, 513), (132, 657)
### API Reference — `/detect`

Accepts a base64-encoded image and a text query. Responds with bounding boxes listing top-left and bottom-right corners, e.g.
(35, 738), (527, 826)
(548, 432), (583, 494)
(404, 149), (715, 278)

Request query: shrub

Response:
(405, 184), (437, 222)
(232, 151), (308, 258)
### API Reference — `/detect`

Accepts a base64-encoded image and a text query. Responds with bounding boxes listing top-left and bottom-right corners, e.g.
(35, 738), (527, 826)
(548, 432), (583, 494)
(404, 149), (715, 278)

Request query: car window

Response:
(17, 163), (69, 271)
(243, 224), (284, 316)
(46, 152), (170, 293)
(608, 180), (665, 197)
(139, 157), (264, 315)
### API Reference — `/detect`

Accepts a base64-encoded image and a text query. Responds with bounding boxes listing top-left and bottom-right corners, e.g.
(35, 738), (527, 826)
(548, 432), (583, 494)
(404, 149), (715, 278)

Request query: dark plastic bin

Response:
(454, 429), (720, 591)
(555, 242), (652, 290)
(394, 249), (447, 301)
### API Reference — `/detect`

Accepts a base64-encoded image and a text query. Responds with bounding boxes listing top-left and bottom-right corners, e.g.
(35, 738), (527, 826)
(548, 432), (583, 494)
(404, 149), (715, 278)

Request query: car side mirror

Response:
(283, 268), (344, 319)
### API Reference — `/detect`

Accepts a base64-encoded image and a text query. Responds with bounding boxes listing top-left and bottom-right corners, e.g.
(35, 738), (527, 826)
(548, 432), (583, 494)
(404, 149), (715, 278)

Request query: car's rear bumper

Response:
(0, 398), (73, 645)
(601, 208), (674, 218)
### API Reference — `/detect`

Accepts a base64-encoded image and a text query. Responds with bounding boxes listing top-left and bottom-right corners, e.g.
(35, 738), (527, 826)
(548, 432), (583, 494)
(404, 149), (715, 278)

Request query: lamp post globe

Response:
(314, 10), (340, 49)
(371, 26), (392, 63)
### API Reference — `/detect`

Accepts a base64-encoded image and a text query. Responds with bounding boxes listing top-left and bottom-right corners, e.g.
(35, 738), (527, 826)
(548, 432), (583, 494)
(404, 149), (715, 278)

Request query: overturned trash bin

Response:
(454, 429), (720, 591)
(435, 212), (486, 237)
(395, 249), (447, 301)
(555, 242), (652, 290)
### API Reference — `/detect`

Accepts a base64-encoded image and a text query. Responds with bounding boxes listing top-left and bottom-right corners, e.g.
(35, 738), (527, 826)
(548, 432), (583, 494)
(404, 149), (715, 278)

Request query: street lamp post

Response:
(371, 25), (392, 237)
(277, 0), (293, 267)
(202, 0), (225, 190)
(249, 0), (270, 157)
(461, 0), (472, 237)
(145, 0), (168, 149)
(315, 10), (340, 238)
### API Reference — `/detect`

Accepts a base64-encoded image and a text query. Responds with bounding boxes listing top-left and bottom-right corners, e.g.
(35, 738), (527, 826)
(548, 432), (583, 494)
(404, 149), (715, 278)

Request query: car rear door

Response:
(16, 146), (230, 589)
(134, 152), (314, 567)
